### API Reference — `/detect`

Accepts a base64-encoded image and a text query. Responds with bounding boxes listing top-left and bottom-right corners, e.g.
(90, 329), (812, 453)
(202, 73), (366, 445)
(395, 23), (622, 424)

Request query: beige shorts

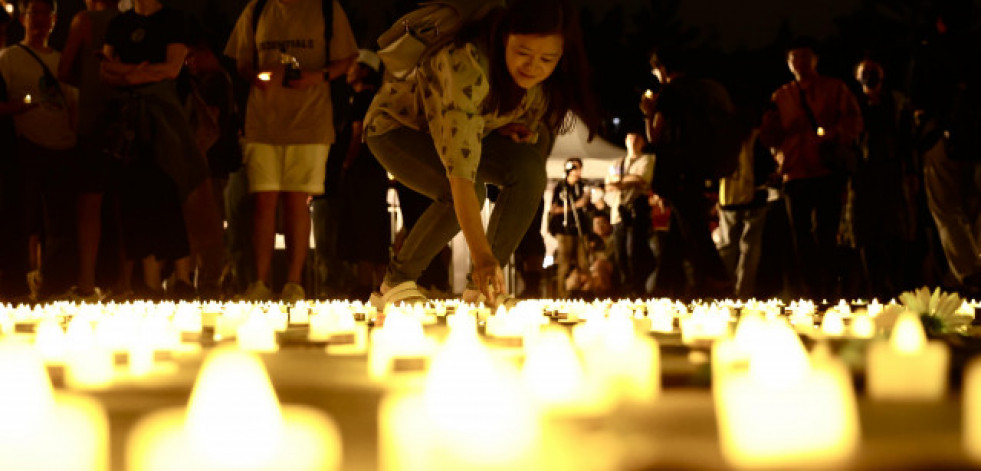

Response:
(243, 143), (330, 194)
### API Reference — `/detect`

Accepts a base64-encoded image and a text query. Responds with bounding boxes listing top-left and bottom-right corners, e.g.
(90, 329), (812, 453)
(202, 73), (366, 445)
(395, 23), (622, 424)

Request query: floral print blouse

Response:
(364, 42), (547, 181)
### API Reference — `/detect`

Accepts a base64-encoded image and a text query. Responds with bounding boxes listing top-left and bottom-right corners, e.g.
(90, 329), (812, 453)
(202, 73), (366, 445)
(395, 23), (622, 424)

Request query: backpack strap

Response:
(251, 0), (334, 69)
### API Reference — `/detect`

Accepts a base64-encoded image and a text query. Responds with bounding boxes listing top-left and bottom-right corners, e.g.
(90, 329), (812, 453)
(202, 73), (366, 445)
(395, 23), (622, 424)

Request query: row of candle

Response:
(0, 295), (978, 470)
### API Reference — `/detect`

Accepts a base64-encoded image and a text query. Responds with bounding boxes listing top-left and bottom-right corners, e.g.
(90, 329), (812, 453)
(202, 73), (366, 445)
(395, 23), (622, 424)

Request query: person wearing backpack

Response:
(641, 47), (736, 300)
(224, 0), (358, 302)
(364, 0), (601, 307)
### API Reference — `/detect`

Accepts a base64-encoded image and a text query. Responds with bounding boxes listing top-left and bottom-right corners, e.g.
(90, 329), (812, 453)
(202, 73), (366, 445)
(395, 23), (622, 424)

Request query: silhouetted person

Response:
(760, 39), (863, 300)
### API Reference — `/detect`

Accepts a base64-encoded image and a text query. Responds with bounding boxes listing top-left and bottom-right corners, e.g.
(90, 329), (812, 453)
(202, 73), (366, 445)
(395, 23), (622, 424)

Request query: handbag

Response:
(797, 83), (858, 174)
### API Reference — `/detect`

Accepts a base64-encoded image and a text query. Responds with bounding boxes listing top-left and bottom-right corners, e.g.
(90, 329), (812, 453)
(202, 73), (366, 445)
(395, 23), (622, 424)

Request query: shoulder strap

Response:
(251, 0), (269, 68)
(15, 44), (64, 98)
(252, 0), (334, 67)
(796, 82), (820, 132)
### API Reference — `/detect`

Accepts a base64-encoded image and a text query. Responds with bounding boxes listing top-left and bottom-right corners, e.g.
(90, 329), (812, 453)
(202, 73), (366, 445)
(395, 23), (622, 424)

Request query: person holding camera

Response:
(549, 157), (589, 297)
(224, 0), (358, 302)
(605, 131), (655, 297)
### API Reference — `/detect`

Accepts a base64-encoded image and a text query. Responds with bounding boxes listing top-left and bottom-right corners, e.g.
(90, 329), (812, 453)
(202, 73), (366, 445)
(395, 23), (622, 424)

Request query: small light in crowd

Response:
(816, 126), (826, 137)
(23, 94), (31, 104)
(257, 72), (271, 82)
(611, 117), (620, 126)
(644, 89), (654, 99)
(4, 4), (13, 14)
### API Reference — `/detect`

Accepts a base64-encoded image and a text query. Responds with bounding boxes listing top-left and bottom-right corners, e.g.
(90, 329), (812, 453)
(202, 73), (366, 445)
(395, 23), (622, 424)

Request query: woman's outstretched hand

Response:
(472, 252), (505, 301)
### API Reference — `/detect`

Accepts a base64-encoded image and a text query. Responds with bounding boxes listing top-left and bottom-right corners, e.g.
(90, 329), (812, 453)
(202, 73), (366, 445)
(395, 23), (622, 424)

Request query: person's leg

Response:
(924, 140), (981, 284)
(142, 255), (163, 293)
(224, 168), (255, 293)
(76, 192), (103, 295)
(555, 234), (576, 297)
(282, 191), (311, 284)
(478, 133), (549, 270)
(716, 208), (741, 278)
(671, 190), (732, 299)
(243, 143), (287, 288)
(367, 128), (466, 288)
(252, 191), (279, 285)
(738, 205), (768, 299)
(783, 179), (820, 298)
(38, 147), (79, 298)
(812, 175), (845, 300)
(182, 178), (225, 292)
(280, 143), (329, 298)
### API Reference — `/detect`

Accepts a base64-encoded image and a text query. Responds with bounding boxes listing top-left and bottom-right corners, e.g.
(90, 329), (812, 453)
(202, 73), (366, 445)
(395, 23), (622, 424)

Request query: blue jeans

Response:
(366, 127), (548, 287)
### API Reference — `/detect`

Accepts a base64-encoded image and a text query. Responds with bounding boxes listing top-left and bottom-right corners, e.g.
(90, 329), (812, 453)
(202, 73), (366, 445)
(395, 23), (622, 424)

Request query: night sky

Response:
(32, 0), (981, 141)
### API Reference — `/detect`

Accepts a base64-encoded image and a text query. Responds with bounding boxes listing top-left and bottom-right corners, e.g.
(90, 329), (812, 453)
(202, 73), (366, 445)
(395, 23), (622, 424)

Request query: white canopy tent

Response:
(546, 115), (627, 180)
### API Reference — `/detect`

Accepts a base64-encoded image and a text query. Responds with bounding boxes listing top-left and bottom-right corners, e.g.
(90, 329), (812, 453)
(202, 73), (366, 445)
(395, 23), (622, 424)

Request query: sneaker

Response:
(62, 286), (104, 303)
(368, 281), (428, 310)
(242, 281), (274, 302)
(281, 282), (305, 304)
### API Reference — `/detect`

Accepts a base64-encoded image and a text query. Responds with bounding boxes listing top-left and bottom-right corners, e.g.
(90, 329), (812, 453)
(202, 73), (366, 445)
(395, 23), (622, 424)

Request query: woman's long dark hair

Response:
(472, 0), (601, 140)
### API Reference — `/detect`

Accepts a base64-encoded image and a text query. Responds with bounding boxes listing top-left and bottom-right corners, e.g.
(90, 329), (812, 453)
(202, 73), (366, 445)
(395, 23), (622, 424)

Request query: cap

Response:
(356, 49), (381, 73)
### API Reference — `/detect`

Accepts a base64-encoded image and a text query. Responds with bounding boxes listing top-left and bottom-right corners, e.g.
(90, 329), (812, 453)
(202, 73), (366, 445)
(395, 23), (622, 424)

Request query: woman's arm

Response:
(58, 11), (91, 86)
(100, 43), (188, 86)
(449, 176), (504, 300)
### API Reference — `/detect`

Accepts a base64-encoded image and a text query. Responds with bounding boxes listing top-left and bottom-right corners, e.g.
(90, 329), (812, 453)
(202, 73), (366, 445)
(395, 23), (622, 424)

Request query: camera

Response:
(280, 49), (302, 87)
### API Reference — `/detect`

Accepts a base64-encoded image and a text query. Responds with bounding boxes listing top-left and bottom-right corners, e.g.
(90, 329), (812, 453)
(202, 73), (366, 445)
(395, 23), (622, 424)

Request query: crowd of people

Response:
(0, 0), (978, 306)
(539, 5), (981, 302)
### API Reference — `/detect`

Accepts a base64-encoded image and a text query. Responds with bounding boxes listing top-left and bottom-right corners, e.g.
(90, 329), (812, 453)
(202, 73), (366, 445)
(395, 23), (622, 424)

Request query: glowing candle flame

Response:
(185, 349), (284, 469)
(891, 312), (926, 354)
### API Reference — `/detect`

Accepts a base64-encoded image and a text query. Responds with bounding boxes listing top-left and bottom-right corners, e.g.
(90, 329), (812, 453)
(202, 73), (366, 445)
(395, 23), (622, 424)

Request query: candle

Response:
(964, 357), (981, 462)
(128, 349), (342, 471)
(866, 311), (950, 401)
(368, 306), (432, 380)
(257, 72), (271, 82)
(714, 318), (859, 469)
(64, 315), (115, 389)
(849, 313), (875, 338)
(236, 309), (278, 352)
(522, 327), (607, 415)
(820, 309), (846, 336)
(0, 341), (109, 470)
(379, 324), (541, 471)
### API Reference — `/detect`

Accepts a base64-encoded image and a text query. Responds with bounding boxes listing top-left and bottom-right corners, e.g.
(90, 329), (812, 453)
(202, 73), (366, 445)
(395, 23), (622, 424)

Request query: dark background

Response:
(26, 0), (981, 143)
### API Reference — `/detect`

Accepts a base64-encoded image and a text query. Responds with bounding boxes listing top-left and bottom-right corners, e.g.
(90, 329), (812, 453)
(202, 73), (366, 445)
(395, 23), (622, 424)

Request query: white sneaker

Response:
(369, 281), (428, 310)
